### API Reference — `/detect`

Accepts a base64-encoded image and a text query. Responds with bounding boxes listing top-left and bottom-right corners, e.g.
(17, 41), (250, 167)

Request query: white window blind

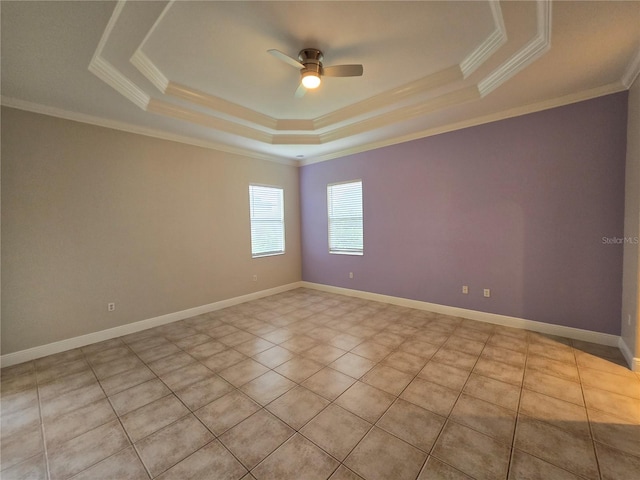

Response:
(328, 180), (363, 255)
(249, 185), (285, 258)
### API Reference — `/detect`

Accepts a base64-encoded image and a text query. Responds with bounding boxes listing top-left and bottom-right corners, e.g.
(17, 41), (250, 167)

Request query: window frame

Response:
(249, 184), (285, 258)
(327, 179), (364, 256)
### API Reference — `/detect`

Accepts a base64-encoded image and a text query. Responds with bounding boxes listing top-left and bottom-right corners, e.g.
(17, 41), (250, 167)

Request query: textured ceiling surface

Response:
(1, 1), (639, 164)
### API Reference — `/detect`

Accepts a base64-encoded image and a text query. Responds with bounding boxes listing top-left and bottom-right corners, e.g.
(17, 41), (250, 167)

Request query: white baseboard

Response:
(618, 337), (640, 371)
(0, 282), (303, 368)
(301, 282), (621, 347)
(2, 280), (627, 368)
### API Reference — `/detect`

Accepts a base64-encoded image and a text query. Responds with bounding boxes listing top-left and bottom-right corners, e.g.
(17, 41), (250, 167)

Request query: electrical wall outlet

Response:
(483, 289), (491, 298)
(107, 303), (115, 312)
(252, 274), (258, 282)
(349, 272), (354, 279)
(462, 286), (468, 294)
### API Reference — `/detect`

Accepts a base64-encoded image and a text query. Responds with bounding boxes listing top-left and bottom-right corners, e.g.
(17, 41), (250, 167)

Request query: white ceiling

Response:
(2, 1), (639, 165)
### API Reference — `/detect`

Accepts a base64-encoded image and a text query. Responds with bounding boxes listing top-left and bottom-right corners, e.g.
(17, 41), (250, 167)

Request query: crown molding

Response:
(89, 56), (150, 110)
(88, 1), (149, 110)
(165, 82), (279, 130)
(147, 98), (273, 143)
(17, 0), (633, 166)
(137, 55), (467, 134)
(300, 81), (626, 166)
(90, 0), (126, 63)
(130, 49), (169, 92)
(272, 135), (321, 145)
(89, 0), (552, 147)
(118, 0), (508, 134)
(135, 0), (174, 59)
(4, 79), (624, 170)
(622, 47), (640, 89)
(460, 0), (507, 78)
(312, 66), (464, 130)
(0, 96), (296, 166)
(126, 0), (172, 92)
(319, 86), (480, 144)
(478, 0), (552, 97)
(276, 119), (316, 131)
(152, 84), (483, 147)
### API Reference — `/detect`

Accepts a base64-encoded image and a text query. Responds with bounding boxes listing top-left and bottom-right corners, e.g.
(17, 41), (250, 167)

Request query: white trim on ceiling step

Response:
(0, 282), (304, 368)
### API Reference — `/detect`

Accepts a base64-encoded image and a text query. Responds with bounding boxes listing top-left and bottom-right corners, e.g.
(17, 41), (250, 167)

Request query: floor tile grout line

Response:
(34, 351), (82, 480)
(35, 346), (139, 480)
(509, 338), (607, 480)
(220, 304), (416, 478)
(304, 315), (477, 479)
(5, 289), (638, 480)
(222, 406), (294, 474)
(33, 352), (55, 480)
(415, 314), (516, 477)
(207, 436), (252, 479)
(89, 337), (165, 478)
(143, 308), (337, 475)
(194, 396), (263, 470)
(421, 324), (502, 480)
(575, 369), (640, 401)
(110, 354), (234, 478)
(505, 336), (529, 480)
(78, 346), (151, 480)
(574, 341), (604, 480)
(105, 326), (253, 479)
(248, 427), (339, 478)
(132, 314), (628, 478)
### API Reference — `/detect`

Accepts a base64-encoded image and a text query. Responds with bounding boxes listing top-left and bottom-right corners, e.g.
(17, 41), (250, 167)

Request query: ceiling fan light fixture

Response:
(301, 71), (321, 89)
(268, 48), (362, 97)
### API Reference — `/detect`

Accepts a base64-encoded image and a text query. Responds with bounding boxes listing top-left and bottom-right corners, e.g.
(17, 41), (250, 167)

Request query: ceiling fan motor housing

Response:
(298, 48), (324, 63)
(266, 46), (363, 96)
(299, 48), (324, 76)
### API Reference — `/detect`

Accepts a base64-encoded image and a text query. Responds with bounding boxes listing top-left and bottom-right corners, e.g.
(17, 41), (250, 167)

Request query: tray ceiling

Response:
(2, 1), (639, 165)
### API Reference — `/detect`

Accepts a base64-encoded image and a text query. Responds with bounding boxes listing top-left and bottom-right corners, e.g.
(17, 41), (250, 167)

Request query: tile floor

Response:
(1, 288), (639, 480)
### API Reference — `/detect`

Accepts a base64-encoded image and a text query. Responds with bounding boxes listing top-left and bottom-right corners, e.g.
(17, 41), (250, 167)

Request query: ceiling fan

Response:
(268, 48), (364, 97)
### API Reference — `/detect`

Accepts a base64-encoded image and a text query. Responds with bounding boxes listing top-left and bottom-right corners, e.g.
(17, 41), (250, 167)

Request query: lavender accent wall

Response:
(300, 93), (628, 335)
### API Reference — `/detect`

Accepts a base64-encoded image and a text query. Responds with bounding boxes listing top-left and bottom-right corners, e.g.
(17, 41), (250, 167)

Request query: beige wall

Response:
(1, 107), (301, 354)
(622, 76), (640, 363)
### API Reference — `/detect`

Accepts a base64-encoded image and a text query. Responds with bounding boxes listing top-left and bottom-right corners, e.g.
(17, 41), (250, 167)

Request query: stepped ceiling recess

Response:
(1, 1), (639, 165)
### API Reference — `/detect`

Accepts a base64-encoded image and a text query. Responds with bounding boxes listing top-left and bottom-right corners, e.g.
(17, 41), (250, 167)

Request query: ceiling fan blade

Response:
(268, 49), (304, 69)
(323, 64), (363, 77)
(294, 83), (307, 98)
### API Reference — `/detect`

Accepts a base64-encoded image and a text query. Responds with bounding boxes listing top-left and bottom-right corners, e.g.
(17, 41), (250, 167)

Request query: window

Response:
(327, 180), (363, 255)
(249, 185), (285, 258)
